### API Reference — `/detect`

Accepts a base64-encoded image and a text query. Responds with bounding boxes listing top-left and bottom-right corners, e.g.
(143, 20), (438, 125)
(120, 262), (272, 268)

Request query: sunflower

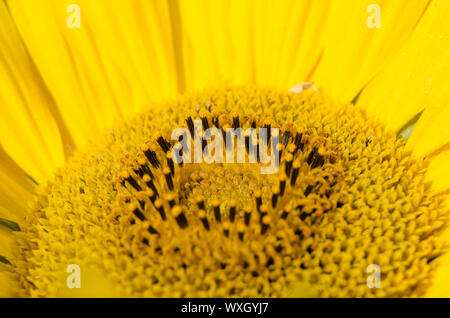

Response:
(0, 0), (449, 298)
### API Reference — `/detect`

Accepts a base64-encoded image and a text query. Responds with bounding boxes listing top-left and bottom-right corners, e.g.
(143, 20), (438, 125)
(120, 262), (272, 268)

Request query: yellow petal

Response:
(358, 0), (450, 133)
(313, 0), (430, 103)
(0, 266), (18, 298)
(175, 0), (231, 91)
(0, 226), (16, 261)
(0, 1), (72, 183)
(424, 227), (450, 297)
(8, 0), (179, 149)
(405, 90), (450, 194)
(397, 29), (450, 295)
(280, 0), (330, 89)
(227, 0), (256, 85)
(176, 0), (328, 90)
(252, 0), (328, 89)
(406, 95), (450, 158)
(0, 146), (34, 223)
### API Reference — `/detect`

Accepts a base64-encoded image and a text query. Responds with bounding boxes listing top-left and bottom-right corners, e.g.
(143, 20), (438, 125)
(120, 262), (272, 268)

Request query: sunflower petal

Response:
(404, 91), (450, 194)
(0, 146), (34, 223)
(7, 0), (179, 149)
(425, 150), (450, 196)
(313, 0), (430, 103)
(252, 0), (329, 89)
(357, 0), (450, 133)
(175, 0), (230, 90)
(0, 226), (16, 261)
(176, 0), (329, 90)
(0, 266), (18, 297)
(406, 96), (450, 157)
(0, 1), (71, 183)
(424, 228), (450, 297)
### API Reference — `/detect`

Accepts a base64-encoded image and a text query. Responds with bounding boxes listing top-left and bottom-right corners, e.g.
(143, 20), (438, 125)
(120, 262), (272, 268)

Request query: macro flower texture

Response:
(0, 0), (449, 298)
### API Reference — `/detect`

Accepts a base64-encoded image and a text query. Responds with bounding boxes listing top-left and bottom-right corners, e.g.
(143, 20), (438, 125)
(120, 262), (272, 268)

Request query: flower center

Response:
(14, 86), (447, 297)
